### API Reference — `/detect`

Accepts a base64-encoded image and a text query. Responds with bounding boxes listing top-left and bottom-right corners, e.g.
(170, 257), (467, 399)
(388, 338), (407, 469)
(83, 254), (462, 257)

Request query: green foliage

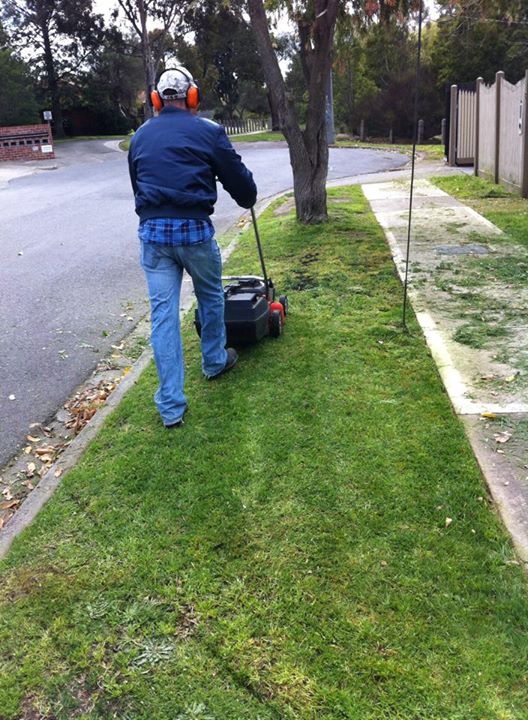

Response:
(0, 45), (39, 126)
(287, 13), (443, 140)
(431, 1), (528, 86)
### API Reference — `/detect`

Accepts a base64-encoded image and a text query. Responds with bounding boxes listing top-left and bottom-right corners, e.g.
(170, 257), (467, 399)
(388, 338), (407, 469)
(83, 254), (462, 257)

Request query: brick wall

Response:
(0, 123), (55, 162)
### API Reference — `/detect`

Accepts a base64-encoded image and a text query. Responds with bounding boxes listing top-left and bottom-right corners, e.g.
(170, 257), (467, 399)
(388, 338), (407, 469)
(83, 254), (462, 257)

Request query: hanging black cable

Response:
(402, 0), (424, 331)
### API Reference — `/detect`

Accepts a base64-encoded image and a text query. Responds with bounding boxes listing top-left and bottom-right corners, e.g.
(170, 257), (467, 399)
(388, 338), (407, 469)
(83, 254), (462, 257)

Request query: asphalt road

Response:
(0, 139), (408, 467)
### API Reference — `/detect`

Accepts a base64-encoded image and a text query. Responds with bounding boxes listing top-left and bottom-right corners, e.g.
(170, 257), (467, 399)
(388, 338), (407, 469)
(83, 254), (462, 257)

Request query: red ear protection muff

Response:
(150, 89), (163, 112)
(186, 84), (201, 110)
(151, 68), (202, 112)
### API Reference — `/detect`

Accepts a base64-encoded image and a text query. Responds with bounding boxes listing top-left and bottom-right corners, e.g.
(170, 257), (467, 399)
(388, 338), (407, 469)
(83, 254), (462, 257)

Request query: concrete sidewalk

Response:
(363, 178), (528, 564)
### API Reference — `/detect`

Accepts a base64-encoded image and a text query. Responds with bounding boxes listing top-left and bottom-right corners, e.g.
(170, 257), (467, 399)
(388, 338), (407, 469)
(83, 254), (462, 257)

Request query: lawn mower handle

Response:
(250, 206), (270, 295)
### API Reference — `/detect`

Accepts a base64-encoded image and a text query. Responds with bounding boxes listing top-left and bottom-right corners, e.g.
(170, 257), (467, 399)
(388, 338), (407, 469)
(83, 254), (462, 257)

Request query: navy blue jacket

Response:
(128, 106), (257, 221)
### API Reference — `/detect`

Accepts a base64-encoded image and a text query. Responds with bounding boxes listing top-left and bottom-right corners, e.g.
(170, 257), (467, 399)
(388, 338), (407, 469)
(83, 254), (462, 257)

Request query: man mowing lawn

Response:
(128, 67), (257, 428)
(1, 188), (528, 718)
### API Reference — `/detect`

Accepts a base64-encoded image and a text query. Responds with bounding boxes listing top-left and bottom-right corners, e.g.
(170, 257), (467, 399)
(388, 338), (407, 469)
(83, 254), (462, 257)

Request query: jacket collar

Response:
(160, 105), (187, 115)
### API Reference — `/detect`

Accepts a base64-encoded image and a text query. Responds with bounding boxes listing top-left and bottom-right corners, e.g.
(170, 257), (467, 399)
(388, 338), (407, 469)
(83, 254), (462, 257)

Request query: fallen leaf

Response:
(22, 480), (34, 490)
(494, 431), (512, 444)
(34, 445), (56, 456)
(24, 445), (32, 454)
(0, 499), (19, 510)
(29, 422), (41, 429)
(481, 411), (497, 420)
(0, 517), (4, 530)
(39, 454), (53, 464)
(26, 435), (40, 443)
(26, 462), (36, 476)
(54, 468), (63, 478)
(2, 487), (13, 500)
(445, 517), (453, 528)
(505, 372), (519, 383)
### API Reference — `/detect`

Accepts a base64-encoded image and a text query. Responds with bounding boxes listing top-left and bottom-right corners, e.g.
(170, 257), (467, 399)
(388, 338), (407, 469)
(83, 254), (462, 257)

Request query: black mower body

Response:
(194, 277), (273, 347)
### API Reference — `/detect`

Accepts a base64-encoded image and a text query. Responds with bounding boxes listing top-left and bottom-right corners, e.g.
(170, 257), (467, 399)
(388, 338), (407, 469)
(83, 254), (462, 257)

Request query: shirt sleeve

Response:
(212, 126), (257, 209)
(128, 144), (138, 196)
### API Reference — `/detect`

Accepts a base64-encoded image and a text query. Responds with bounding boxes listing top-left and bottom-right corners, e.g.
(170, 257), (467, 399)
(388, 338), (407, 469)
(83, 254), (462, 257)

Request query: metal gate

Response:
(446, 83), (476, 166)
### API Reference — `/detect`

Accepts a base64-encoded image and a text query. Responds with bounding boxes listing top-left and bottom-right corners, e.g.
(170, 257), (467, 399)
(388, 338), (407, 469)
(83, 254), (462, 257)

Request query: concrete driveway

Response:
(0, 139), (408, 467)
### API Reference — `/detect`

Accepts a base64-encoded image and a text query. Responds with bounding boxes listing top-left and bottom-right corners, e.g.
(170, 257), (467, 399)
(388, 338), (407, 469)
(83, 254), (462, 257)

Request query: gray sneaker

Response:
(208, 348), (238, 380)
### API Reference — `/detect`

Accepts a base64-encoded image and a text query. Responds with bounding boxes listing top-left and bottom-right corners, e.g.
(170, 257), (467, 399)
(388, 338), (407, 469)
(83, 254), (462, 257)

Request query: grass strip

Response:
(1, 187), (528, 720)
(432, 174), (528, 249)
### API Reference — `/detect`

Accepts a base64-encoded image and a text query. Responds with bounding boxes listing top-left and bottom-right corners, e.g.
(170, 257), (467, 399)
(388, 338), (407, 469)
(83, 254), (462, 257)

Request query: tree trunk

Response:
(138, 0), (155, 119)
(266, 90), (280, 131)
(248, 0), (338, 224)
(41, 20), (64, 138)
(291, 127), (329, 222)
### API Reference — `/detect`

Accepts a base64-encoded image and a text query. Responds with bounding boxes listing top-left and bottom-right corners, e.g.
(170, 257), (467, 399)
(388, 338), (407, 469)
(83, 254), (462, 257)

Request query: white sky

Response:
(94, 1), (440, 33)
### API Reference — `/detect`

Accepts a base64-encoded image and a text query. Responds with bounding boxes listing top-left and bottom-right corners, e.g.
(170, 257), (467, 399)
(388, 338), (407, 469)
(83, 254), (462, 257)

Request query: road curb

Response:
(0, 351), (152, 559)
(462, 415), (528, 564)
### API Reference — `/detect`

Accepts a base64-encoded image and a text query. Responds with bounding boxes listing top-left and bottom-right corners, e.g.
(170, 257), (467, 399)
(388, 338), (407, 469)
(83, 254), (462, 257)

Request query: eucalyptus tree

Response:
(0, 23), (40, 125)
(247, 0), (420, 223)
(2, 0), (104, 136)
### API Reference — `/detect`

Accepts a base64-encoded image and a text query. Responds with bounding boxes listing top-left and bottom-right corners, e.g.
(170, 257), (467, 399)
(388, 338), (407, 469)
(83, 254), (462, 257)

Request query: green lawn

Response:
(335, 140), (444, 161)
(231, 132), (444, 161)
(1, 187), (528, 719)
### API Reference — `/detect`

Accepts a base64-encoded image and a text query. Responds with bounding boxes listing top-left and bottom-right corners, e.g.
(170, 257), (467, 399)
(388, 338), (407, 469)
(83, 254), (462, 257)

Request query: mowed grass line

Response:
(1, 187), (528, 720)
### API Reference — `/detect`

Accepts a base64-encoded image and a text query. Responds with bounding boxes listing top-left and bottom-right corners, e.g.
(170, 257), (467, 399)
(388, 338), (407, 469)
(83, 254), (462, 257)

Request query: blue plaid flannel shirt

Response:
(139, 218), (214, 246)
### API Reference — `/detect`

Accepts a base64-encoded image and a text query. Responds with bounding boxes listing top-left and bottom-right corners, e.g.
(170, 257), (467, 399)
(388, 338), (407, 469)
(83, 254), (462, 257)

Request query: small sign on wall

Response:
(43, 111), (52, 121)
(41, 144), (53, 153)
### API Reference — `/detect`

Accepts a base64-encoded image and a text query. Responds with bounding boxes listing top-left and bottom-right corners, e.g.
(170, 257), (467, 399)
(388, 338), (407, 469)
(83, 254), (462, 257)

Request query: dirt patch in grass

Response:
(273, 198), (295, 216)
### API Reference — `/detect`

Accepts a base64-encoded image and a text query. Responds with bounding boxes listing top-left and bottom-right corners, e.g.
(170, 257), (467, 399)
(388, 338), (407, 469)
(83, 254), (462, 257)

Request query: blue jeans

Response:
(140, 239), (228, 425)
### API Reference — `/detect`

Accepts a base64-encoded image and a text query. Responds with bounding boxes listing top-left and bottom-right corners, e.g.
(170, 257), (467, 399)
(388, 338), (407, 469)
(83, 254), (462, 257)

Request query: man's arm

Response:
(128, 145), (138, 196)
(212, 126), (257, 208)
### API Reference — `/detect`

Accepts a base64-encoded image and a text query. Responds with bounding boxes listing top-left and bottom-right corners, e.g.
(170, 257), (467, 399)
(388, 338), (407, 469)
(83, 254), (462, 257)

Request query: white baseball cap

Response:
(157, 67), (193, 100)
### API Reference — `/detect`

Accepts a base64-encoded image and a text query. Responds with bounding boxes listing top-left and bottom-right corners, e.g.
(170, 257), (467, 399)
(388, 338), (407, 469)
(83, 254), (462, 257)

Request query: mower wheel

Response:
(270, 309), (282, 338)
(279, 294), (289, 316)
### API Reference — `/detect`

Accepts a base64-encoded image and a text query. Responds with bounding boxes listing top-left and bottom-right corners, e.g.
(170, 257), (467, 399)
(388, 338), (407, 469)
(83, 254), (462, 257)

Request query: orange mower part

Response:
(270, 301), (286, 322)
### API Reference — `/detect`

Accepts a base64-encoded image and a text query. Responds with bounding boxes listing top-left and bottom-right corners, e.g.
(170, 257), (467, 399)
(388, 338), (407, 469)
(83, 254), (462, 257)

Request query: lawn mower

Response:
(195, 207), (288, 347)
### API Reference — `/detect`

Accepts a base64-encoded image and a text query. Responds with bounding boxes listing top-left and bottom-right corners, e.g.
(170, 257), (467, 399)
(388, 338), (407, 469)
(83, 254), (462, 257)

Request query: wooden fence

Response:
(475, 70), (528, 196)
(224, 118), (270, 136)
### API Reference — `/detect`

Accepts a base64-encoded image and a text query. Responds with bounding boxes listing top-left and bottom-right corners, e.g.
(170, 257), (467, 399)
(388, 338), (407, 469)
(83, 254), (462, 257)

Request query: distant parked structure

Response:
(0, 124), (55, 162)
